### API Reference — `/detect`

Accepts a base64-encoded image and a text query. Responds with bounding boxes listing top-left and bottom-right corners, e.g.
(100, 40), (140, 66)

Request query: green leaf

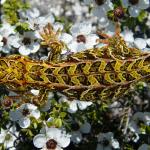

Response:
(28, 129), (34, 137)
(138, 10), (148, 22)
(2, 0), (30, 25)
(60, 112), (67, 118)
(54, 118), (62, 128)
(33, 122), (38, 129)
(15, 22), (30, 33)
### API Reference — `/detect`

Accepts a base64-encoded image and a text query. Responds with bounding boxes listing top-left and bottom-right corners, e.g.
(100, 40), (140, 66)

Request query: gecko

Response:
(0, 23), (150, 106)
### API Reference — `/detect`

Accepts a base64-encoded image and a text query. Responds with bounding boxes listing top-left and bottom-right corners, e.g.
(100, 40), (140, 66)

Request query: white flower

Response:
(122, 0), (149, 17)
(0, 23), (15, 37)
(0, 126), (19, 149)
(18, 31), (40, 56)
(71, 122), (91, 144)
(24, 9), (55, 31)
(1, 0), (6, 4)
(9, 103), (40, 128)
(0, 23), (17, 53)
(84, 0), (113, 12)
(96, 132), (120, 150)
(138, 144), (150, 150)
(84, 0), (113, 28)
(129, 112), (150, 134)
(59, 96), (92, 113)
(0, 34), (21, 53)
(20, 8), (40, 19)
(121, 29), (150, 51)
(72, 2), (88, 16)
(60, 22), (98, 53)
(33, 127), (71, 150)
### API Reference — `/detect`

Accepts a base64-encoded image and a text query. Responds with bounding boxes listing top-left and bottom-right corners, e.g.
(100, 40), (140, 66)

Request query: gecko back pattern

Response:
(0, 24), (150, 105)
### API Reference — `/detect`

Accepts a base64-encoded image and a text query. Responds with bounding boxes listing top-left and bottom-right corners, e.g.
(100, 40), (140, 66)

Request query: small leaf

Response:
(54, 118), (62, 128)
(60, 112), (66, 118)
(138, 10), (148, 22)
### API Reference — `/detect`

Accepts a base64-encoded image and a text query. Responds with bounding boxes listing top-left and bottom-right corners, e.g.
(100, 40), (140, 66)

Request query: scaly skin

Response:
(0, 37), (150, 103)
(1, 23), (150, 105)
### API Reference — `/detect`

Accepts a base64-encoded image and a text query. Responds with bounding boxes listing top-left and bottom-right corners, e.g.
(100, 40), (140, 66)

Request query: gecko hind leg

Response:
(1, 89), (50, 108)
(31, 89), (50, 106)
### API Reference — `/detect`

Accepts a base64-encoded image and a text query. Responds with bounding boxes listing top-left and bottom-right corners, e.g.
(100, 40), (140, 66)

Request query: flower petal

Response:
(104, 0), (114, 11)
(31, 109), (40, 119)
(77, 101), (92, 110)
(27, 8), (40, 18)
(33, 134), (47, 148)
(67, 100), (78, 113)
(59, 33), (73, 44)
(86, 34), (99, 48)
(53, 22), (64, 31)
(71, 131), (82, 144)
(29, 42), (40, 53)
(18, 117), (31, 128)
(80, 122), (91, 134)
(31, 89), (39, 96)
(70, 22), (92, 36)
(121, 29), (134, 43)
(19, 46), (31, 56)
(138, 0), (150, 9)
(57, 134), (71, 148)
(0, 134), (5, 143)
(9, 110), (22, 121)
(46, 128), (61, 139)
(122, 0), (129, 8)
(134, 38), (147, 50)
(129, 6), (140, 17)
(111, 139), (120, 149)
(22, 103), (37, 111)
(68, 41), (87, 53)
(138, 144), (150, 150)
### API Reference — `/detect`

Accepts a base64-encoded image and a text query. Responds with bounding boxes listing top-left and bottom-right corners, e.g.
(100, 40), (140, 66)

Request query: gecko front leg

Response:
(27, 23), (65, 106)
(40, 23), (65, 63)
